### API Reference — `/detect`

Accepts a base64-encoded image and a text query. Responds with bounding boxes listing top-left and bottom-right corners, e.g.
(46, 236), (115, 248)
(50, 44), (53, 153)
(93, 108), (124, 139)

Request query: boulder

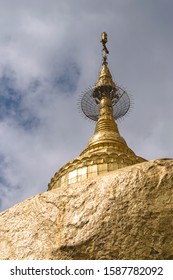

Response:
(0, 159), (173, 260)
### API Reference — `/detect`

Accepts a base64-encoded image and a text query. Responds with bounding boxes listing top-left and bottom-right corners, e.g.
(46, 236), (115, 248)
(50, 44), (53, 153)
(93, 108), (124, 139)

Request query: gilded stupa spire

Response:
(95, 63), (116, 89)
(95, 32), (116, 89)
(83, 32), (125, 151)
(48, 33), (146, 191)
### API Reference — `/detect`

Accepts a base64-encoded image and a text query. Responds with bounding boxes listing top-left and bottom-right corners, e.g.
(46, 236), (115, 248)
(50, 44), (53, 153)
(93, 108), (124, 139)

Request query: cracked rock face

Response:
(0, 159), (173, 260)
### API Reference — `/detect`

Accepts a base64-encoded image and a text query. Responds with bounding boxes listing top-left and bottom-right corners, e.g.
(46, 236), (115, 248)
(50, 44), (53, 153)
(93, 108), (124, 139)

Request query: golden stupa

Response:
(48, 33), (146, 190)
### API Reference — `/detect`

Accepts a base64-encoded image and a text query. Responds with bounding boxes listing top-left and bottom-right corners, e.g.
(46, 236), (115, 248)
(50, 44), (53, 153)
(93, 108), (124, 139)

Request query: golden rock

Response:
(0, 159), (173, 260)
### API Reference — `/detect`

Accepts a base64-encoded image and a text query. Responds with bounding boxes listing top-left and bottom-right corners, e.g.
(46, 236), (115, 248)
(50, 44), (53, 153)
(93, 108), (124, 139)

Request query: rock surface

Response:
(0, 159), (173, 260)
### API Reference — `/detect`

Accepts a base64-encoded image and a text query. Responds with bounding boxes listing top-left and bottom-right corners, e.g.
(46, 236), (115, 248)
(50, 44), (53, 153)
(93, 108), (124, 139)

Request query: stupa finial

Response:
(100, 32), (109, 65)
(95, 32), (115, 89)
(81, 32), (130, 120)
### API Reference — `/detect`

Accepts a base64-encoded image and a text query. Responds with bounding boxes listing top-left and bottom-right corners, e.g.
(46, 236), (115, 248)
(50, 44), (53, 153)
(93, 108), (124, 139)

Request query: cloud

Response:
(0, 0), (173, 211)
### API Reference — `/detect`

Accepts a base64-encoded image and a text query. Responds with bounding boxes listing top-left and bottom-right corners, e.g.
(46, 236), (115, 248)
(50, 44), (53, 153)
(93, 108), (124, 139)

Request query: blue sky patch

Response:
(0, 73), (40, 130)
(0, 74), (21, 117)
(54, 62), (80, 93)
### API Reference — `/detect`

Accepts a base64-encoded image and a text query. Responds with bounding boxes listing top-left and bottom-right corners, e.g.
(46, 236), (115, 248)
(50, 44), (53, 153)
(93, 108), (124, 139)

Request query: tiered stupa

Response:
(48, 32), (146, 191)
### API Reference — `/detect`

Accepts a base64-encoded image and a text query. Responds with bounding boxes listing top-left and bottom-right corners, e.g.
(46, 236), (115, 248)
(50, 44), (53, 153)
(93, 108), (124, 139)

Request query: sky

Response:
(0, 0), (173, 212)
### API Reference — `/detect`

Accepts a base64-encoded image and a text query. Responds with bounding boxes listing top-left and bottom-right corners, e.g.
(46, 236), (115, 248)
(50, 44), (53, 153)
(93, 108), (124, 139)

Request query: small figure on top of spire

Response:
(100, 32), (109, 65)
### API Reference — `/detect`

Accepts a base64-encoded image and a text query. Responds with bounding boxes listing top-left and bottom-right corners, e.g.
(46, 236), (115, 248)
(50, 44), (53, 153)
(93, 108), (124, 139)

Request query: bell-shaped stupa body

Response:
(48, 33), (146, 191)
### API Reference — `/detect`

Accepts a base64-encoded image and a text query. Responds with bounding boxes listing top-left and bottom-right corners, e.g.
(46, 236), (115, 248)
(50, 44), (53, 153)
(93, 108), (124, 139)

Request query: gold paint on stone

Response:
(48, 33), (146, 191)
(1, 159), (173, 260)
